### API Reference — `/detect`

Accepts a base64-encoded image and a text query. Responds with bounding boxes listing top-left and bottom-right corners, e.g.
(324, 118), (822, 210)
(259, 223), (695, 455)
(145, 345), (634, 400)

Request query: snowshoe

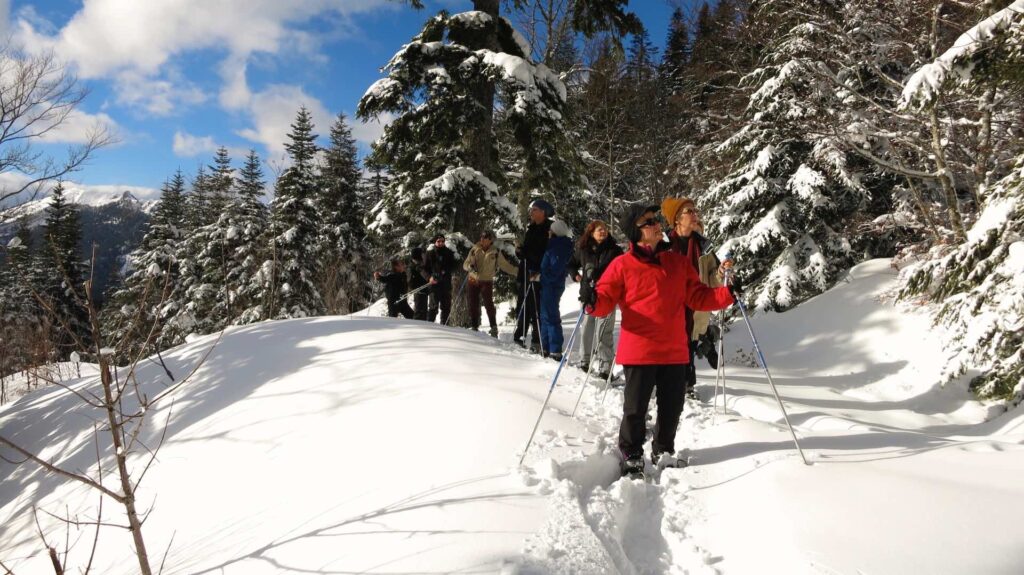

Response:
(620, 454), (646, 481)
(653, 452), (688, 470)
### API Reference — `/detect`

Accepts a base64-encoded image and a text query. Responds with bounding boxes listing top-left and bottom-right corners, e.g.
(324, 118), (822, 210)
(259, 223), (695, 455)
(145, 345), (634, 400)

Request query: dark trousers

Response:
(467, 280), (496, 329)
(387, 300), (414, 319)
(618, 364), (687, 458)
(427, 281), (453, 325)
(413, 289), (428, 320)
(514, 280), (542, 344)
(683, 345), (697, 392)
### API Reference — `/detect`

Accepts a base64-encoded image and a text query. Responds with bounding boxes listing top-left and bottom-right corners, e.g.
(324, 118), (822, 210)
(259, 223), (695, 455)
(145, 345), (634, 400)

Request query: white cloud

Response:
(114, 69), (207, 116)
(11, 0), (399, 117)
(38, 108), (120, 145)
(236, 84), (333, 160)
(172, 130), (250, 160)
(172, 131), (218, 157)
(351, 112), (396, 146)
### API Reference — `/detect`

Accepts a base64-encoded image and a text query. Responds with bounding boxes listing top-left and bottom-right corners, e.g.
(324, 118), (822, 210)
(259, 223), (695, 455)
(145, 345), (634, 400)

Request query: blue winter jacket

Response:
(539, 235), (573, 353)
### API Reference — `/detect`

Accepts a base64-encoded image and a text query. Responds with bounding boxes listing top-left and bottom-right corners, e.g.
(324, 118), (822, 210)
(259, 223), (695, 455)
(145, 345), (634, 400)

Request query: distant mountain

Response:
(1, 190), (156, 305)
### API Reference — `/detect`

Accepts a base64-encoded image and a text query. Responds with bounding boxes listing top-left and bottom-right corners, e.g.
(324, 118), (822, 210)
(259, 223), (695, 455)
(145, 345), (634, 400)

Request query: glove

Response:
(580, 283), (597, 312)
(727, 277), (743, 300)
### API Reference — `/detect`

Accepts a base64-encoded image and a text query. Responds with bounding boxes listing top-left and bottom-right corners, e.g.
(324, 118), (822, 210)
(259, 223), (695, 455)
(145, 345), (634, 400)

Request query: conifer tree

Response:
(900, 0), (1024, 402)
(318, 113), (370, 314)
(704, 0), (866, 311)
(244, 108), (324, 320)
(658, 8), (690, 98)
(42, 182), (89, 356)
(103, 172), (188, 358)
(226, 150), (270, 324)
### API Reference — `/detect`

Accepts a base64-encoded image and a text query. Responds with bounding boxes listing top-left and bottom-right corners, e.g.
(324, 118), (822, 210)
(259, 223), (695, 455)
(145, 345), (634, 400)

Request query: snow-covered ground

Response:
(1, 259), (1023, 573)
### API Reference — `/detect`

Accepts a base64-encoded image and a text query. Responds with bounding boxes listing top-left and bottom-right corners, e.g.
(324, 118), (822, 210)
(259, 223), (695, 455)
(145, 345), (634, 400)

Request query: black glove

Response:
(693, 327), (720, 369)
(580, 283), (597, 311)
(727, 277), (743, 300)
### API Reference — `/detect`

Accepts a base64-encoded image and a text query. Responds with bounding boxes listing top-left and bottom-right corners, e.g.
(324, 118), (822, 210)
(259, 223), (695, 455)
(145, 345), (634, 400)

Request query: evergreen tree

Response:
(900, 0), (1024, 402)
(318, 113), (370, 314)
(103, 172), (188, 358)
(244, 108), (324, 320)
(658, 8), (690, 97)
(42, 182), (90, 356)
(208, 146), (235, 215)
(228, 150), (270, 324)
(0, 221), (45, 376)
(704, 0), (867, 311)
(185, 166), (213, 231)
(175, 148), (241, 334)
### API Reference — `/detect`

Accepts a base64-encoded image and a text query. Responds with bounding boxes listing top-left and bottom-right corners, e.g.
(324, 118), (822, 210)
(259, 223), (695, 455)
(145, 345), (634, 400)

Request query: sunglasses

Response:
(636, 217), (660, 228)
(679, 208), (700, 216)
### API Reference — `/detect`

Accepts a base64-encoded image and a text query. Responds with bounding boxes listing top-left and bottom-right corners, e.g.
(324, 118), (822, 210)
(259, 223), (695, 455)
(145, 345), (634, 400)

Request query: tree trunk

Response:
(928, 3), (966, 242)
(461, 0), (502, 234)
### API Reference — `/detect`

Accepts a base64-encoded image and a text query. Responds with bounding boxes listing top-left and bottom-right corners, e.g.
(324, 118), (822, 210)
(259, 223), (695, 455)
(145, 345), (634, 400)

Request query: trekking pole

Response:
(529, 280), (546, 353)
(445, 272), (471, 327)
(570, 311), (602, 418)
(727, 273), (811, 466)
(518, 307), (587, 465)
(713, 309), (727, 415)
(394, 283), (430, 306)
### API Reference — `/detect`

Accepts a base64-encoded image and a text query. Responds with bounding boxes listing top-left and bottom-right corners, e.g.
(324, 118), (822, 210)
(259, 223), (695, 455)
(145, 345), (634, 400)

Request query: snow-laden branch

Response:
(901, 0), (1024, 110)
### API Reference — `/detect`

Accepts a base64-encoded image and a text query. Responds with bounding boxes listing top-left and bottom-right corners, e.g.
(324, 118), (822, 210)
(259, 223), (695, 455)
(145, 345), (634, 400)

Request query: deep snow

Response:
(1, 259), (1023, 574)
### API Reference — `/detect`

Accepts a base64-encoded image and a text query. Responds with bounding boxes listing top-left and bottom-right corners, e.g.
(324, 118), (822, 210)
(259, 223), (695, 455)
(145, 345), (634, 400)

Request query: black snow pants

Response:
(618, 364), (687, 459)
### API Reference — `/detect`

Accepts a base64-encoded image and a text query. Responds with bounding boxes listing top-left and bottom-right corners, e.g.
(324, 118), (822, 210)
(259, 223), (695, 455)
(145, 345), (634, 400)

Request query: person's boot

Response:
(488, 326), (499, 338)
(620, 453), (645, 480)
(549, 352), (562, 362)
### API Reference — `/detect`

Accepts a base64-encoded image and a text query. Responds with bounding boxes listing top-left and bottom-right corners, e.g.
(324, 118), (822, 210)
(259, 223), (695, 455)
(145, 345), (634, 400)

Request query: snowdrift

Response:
(2, 259), (1023, 574)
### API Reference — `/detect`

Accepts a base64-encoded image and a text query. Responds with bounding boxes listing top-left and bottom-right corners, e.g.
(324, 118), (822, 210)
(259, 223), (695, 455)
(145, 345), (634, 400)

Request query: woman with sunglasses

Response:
(582, 204), (736, 479)
(662, 197), (726, 399)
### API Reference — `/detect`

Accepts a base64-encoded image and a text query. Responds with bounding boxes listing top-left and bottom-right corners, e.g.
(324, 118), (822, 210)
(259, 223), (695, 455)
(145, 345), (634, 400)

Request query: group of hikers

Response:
(375, 197), (742, 477)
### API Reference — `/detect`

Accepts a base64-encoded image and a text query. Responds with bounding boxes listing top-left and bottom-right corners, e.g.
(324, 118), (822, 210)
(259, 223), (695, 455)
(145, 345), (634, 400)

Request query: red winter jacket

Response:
(590, 243), (734, 366)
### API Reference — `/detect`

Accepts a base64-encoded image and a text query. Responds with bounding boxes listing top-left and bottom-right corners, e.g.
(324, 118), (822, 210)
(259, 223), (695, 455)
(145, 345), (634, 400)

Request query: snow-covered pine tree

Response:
(185, 166), (213, 231)
(704, 0), (870, 311)
(244, 108), (324, 321)
(900, 0), (1024, 403)
(175, 148), (241, 335)
(575, 37), (632, 223)
(225, 150), (270, 325)
(41, 182), (90, 357)
(317, 113), (370, 314)
(208, 146), (235, 215)
(0, 220), (47, 375)
(102, 171), (188, 359)
(658, 8), (690, 99)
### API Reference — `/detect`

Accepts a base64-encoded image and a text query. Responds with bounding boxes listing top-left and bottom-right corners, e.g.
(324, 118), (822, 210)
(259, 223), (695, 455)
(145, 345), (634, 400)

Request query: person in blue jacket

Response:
(539, 218), (574, 361)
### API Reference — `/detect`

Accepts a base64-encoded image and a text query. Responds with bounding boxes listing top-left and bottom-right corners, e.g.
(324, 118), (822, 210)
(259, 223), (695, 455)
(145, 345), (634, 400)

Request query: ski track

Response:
(515, 351), (723, 575)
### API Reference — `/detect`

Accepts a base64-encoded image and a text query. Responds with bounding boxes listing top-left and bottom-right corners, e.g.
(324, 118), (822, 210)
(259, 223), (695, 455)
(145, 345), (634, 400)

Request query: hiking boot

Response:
(514, 338), (526, 348)
(489, 326), (498, 338)
(620, 453), (645, 479)
(595, 370), (610, 381)
(549, 352), (563, 362)
(685, 386), (698, 400)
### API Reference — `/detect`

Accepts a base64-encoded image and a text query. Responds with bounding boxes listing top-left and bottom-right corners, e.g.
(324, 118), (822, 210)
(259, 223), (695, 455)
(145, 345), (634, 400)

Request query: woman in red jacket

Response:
(585, 204), (736, 478)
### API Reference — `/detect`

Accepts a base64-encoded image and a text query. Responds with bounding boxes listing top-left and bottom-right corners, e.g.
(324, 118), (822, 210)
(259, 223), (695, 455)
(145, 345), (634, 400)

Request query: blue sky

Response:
(8, 0), (680, 196)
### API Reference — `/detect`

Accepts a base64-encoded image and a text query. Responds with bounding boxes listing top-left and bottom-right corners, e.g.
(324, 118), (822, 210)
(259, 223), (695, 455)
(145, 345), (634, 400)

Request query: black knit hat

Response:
(618, 204), (660, 244)
(528, 199), (555, 218)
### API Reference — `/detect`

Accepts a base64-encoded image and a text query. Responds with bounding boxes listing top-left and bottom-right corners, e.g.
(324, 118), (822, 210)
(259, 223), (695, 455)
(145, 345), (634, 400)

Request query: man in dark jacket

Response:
(408, 246), (430, 320)
(514, 199), (553, 350)
(424, 234), (457, 325)
(374, 258), (415, 319)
